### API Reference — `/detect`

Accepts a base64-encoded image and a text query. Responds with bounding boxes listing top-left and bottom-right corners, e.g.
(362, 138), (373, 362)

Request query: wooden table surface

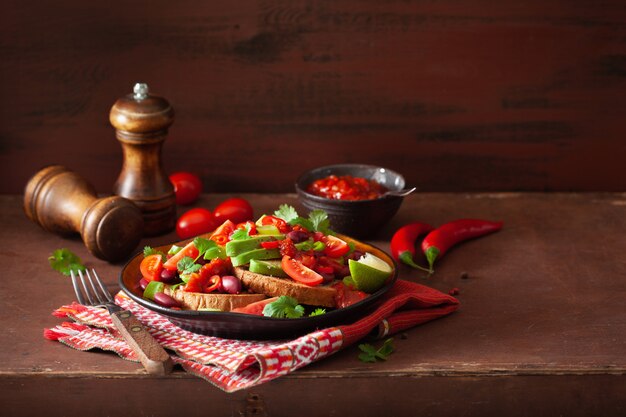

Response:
(1, 193), (625, 416)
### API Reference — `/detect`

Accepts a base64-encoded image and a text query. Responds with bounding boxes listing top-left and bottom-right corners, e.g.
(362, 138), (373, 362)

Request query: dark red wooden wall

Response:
(1, 0), (625, 194)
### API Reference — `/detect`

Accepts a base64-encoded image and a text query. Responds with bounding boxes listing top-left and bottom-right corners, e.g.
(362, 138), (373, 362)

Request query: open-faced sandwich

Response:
(138, 205), (394, 318)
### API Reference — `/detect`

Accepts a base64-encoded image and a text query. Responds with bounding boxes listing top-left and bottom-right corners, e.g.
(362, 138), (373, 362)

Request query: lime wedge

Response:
(348, 253), (392, 293)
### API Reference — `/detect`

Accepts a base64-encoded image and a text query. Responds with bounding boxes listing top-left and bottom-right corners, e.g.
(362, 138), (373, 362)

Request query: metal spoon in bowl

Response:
(382, 187), (417, 197)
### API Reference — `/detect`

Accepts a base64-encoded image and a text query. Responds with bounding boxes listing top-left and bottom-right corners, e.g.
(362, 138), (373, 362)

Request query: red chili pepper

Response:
(422, 219), (503, 273)
(204, 275), (222, 293)
(390, 222), (434, 272)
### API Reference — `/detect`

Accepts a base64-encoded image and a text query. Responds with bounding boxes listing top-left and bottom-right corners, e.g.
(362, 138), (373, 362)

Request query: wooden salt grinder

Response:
(23, 165), (144, 262)
(110, 83), (176, 236)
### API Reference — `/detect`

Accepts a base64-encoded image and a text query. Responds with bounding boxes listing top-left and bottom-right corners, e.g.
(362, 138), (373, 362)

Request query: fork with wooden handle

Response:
(70, 268), (173, 375)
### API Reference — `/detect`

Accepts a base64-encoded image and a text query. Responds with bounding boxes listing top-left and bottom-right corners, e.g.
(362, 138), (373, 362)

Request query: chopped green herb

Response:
(289, 216), (314, 231)
(358, 338), (394, 363)
(274, 204), (299, 223)
(309, 308), (327, 317)
(49, 248), (86, 276)
(177, 256), (202, 275)
(143, 246), (166, 262)
(273, 205), (333, 234)
(262, 296), (305, 318)
(309, 209), (331, 234)
(192, 237), (218, 262)
(230, 224), (253, 241)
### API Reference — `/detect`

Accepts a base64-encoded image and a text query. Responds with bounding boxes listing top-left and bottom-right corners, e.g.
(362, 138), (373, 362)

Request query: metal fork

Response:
(70, 268), (173, 375)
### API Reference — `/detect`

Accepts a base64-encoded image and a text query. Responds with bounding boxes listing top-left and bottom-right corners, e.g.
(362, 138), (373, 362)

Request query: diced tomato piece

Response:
(183, 273), (203, 293)
(295, 253), (317, 270)
(210, 220), (236, 243)
(140, 254), (163, 282)
(261, 240), (281, 249)
(236, 221), (257, 236)
(163, 241), (199, 271)
(332, 282), (368, 308)
(279, 238), (297, 258)
(281, 255), (324, 286)
(315, 265), (334, 275)
(231, 297), (279, 315)
(198, 258), (232, 279)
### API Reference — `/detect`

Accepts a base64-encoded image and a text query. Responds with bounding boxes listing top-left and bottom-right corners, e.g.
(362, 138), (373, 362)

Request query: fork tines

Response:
(70, 268), (115, 306)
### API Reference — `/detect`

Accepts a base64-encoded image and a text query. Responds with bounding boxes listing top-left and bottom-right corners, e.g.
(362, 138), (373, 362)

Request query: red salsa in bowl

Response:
(306, 175), (388, 201)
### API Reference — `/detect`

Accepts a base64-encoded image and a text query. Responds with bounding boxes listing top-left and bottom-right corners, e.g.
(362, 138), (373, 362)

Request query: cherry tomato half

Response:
(140, 254), (163, 282)
(281, 255), (324, 287)
(322, 235), (350, 258)
(169, 172), (202, 205)
(163, 240), (200, 271)
(231, 297), (280, 315)
(176, 208), (218, 240)
(213, 198), (254, 225)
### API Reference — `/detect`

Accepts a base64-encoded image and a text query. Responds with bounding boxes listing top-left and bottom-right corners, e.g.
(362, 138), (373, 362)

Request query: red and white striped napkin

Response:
(44, 280), (459, 392)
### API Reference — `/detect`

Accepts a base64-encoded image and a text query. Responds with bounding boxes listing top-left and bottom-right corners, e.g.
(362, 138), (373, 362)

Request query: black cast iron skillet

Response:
(120, 234), (397, 340)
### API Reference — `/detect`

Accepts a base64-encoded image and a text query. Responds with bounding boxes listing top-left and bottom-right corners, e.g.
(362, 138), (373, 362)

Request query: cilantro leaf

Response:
(230, 223), (253, 241)
(309, 210), (331, 234)
(357, 338), (395, 363)
(309, 308), (326, 317)
(274, 204), (299, 223)
(193, 237), (216, 256)
(177, 256), (202, 274)
(143, 246), (166, 262)
(49, 248), (86, 276)
(262, 296), (305, 318)
(289, 216), (314, 231)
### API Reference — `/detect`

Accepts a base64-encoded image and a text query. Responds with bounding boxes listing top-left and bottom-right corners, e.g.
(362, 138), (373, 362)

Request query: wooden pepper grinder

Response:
(23, 165), (144, 262)
(110, 83), (176, 236)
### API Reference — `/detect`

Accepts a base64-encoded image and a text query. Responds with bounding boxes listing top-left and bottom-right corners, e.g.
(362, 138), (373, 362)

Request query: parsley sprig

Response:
(358, 338), (394, 363)
(230, 223), (253, 241)
(177, 256), (202, 276)
(274, 204), (333, 234)
(143, 246), (166, 262)
(262, 296), (305, 318)
(49, 248), (86, 276)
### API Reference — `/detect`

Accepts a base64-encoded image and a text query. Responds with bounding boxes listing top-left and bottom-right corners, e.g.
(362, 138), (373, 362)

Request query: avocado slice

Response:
(249, 259), (287, 277)
(230, 248), (281, 267)
(225, 234), (284, 257)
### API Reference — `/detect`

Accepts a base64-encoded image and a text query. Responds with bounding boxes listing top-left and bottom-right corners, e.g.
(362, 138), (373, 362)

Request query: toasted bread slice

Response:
(234, 266), (338, 307)
(164, 287), (266, 311)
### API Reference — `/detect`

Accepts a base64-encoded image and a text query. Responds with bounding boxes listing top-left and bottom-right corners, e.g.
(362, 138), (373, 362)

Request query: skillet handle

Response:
(110, 310), (173, 375)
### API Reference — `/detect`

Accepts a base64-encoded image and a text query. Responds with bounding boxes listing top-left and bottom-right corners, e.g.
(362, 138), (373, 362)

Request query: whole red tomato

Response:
(169, 172), (202, 205)
(213, 198), (254, 224)
(176, 208), (218, 239)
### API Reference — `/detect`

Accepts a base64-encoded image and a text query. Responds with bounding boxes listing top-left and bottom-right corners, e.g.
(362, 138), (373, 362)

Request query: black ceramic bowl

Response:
(295, 164), (406, 238)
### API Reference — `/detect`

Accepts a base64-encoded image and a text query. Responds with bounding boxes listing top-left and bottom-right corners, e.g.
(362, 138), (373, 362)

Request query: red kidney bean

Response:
(287, 230), (309, 243)
(348, 250), (365, 261)
(319, 271), (335, 284)
(219, 275), (242, 294)
(139, 278), (149, 290)
(159, 268), (179, 283)
(153, 292), (181, 308)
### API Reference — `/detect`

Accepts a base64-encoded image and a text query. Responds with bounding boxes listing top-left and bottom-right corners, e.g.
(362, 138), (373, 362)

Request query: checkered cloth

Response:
(44, 280), (459, 392)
